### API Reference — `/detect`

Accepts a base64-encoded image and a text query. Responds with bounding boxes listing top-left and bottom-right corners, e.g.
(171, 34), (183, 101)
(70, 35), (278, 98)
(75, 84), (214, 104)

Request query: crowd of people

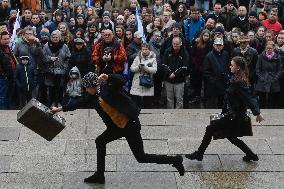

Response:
(0, 0), (284, 110)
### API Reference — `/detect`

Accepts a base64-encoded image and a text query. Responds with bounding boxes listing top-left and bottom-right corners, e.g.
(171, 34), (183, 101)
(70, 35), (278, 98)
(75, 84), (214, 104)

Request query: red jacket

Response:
(92, 39), (126, 75)
(261, 19), (283, 34)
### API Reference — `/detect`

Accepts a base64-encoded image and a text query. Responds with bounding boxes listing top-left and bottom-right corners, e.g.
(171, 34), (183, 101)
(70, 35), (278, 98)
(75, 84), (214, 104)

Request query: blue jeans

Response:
(0, 79), (9, 110)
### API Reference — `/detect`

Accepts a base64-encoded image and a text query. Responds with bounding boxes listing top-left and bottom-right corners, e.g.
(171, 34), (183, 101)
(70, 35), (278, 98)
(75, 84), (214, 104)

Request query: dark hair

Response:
(232, 56), (249, 85)
(141, 42), (150, 49)
(0, 31), (9, 39)
(197, 29), (210, 49)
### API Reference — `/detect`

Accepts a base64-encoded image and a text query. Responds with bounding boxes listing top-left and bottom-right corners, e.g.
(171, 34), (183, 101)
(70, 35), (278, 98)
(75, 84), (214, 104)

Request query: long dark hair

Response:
(231, 56), (249, 85)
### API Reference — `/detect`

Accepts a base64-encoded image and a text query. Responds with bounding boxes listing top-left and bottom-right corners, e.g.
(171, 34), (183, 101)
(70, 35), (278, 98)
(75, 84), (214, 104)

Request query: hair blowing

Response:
(232, 56), (249, 85)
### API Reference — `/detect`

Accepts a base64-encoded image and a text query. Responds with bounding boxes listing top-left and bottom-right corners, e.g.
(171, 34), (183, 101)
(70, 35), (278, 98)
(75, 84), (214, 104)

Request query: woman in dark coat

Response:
(186, 56), (264, 162)
(51, 73), (185, 184)
(254, 41), (282, 108)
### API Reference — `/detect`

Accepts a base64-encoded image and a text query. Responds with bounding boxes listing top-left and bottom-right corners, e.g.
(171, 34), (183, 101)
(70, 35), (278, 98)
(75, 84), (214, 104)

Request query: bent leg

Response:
(95, 129), (123, 173)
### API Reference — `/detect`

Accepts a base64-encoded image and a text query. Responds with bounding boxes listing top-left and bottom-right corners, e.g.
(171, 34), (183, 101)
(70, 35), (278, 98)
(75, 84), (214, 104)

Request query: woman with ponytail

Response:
(186, 56), (264, 162)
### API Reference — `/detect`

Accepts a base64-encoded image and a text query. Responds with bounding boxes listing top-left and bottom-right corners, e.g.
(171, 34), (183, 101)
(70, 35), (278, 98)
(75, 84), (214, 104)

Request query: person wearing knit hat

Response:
(39, 28), (50, 45)
(51, 73), (185, 184)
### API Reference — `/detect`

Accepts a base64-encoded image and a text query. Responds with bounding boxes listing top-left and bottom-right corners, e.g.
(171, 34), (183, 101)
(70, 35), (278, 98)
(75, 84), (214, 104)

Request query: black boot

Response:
(84, 172), (105, 184)
(172, 155), (185, 176)
(243, 154), (259, 162)
(185, 151), (203, 161)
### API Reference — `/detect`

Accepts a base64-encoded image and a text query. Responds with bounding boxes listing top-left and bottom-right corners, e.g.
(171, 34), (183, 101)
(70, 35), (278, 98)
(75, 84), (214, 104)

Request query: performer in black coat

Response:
(186, 56), (264, 162)
(51, 73), (184, 184)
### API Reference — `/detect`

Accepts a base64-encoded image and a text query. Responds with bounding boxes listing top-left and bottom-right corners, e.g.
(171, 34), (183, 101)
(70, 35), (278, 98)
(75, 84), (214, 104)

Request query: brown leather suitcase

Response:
(17, 98), (66, 141)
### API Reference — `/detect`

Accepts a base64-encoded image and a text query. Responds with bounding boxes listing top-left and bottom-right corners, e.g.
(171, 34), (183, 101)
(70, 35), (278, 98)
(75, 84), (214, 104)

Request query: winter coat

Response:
(184, 17), (205, 45)
(130, 51), (157, 97)
(255, 51), (282, 93)
(126, 41), (141, 67)
(212, 79), (260, 140)
(203, 49), (230, 97)
(92, 39), (126, 75)
(15, 62), (36, 92)
(231, 16), (250, 34)
(162, 46), (189, 84)
(13, 39), (46, 74)
(70, 46), (94, 77)
(43, 42), (71, 75)
(232, 47), (259, 85)
(219, 6), (238, 32)
(66, 66), (82, 97)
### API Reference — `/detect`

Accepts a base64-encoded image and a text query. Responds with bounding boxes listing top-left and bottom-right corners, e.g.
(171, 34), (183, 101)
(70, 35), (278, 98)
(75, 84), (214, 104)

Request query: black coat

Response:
(62, 74), (140, 130)
(203, 49), (230, 96)
(162, 46), (189, 84)
(231, 17), (250, 34)
(232, 47), (259, 85)
(212, 80), (260, 139)
(69, 47), (94, 77)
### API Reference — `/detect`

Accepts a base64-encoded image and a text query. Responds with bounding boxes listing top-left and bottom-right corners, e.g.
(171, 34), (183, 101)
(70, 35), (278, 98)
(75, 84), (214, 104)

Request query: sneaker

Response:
(185, 151), (203, 161)
(84, 172), (105, 184)
(172, 155), (185, 176)
(243, 154), (259, 162)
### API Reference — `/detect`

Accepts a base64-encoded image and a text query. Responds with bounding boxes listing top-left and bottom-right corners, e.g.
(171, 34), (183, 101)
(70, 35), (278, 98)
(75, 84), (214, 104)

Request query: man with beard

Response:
(261, 9), (283, 34)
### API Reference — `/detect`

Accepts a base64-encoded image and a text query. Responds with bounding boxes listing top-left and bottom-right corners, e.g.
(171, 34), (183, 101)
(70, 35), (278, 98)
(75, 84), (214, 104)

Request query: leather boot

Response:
(172, 155), (185, 176)
(185, 151), (203, 161)
(84, 172), (105, 184)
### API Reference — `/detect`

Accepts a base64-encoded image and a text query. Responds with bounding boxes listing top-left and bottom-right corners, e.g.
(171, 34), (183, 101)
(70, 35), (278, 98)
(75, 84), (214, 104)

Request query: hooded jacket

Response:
(66, 66), (82, 97)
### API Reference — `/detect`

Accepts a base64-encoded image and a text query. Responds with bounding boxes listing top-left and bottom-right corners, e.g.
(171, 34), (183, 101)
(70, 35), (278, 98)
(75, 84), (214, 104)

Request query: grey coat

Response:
(255, 51), (282, 93)
(43, 42), (71, 75)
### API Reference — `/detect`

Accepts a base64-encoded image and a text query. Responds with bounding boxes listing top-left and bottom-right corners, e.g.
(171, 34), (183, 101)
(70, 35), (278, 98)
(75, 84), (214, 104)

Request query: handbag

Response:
(139, 74), (154, 88)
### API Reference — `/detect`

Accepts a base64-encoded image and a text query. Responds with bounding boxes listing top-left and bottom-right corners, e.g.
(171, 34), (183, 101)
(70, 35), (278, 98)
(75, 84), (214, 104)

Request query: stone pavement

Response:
(0, 109), (283, 189)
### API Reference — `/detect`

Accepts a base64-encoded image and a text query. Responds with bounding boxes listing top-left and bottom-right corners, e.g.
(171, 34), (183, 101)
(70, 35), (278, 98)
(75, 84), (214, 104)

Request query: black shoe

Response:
(84, 172), (105, 184)
(243, 154), (259, 162)
(172, 155), (185, 176)
(185, 151), (203, 161)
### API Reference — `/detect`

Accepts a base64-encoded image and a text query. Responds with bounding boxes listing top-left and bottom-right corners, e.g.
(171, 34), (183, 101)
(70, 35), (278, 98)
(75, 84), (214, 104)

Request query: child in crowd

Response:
(15, 56), (36, 108)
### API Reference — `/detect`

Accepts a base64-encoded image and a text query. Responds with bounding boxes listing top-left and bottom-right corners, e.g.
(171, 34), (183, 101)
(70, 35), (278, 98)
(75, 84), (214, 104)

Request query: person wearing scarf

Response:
(255, 40), (281, 108)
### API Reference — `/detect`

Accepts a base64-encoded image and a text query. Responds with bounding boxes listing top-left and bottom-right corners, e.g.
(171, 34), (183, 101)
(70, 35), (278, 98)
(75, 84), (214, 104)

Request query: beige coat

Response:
(130, 51), (157, 96)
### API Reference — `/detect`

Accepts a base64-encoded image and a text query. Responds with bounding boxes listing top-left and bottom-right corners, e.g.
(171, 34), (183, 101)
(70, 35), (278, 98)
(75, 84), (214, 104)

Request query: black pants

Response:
(131, 95), (153, 109)
(18, 90), (32, 108)
(197, 122), (255, 156)
(95, 120), (177, 173)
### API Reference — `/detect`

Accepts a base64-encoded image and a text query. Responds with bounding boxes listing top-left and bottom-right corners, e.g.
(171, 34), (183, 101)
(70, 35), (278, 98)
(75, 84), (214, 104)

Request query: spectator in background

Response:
(261, 9), (283, 34)
(190, 29), (211, 103)
(92, 29), (126, 75)
(0, 31), (16, 109)
(255, 40), (281, 108)
(30, 13), (43, 38)
(70, 38), (94, 77)
(43, 30), (71, 108)
(248, 11), (261, 32)
(85, 22), (101, 50)
(184, 7), (205, 45)
(0, 0), (11, 22)
(203, 37), (230, 108)
(153, 0), (163, 17)
(232, 34), (259, 92)
(126, 31), (143, 66)
(219, 0), (237, 32)
(255, 26), (266, 53)
(163, 37), (189, 109)
(204, 18), (216, 32)
(20, 8), (32, 29)
(206, 2), (223, 23)
(149, 30), (164, 107)
(64, 66), (82, 107)
(161, 11), (176, 38)
(231, 6), (249, 34)
(130, 43), (157, 108)
(15, 56), (36, 108)
(124, 28), (134, 49)
(58, 22), (74, 50)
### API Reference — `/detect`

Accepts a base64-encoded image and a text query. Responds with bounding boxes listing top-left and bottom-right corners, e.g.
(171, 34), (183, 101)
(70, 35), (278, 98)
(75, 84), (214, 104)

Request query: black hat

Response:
(214, 26), (225, 35)
(249, 11), (257, 17)
(82, 72), (99, 88)
(171, 23), (182, 30)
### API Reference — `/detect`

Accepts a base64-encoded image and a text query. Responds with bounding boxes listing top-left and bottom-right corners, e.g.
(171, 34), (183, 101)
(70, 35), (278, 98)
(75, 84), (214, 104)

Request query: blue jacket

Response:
(184, 17), (205, 45)
(15, 62), (37, 92)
